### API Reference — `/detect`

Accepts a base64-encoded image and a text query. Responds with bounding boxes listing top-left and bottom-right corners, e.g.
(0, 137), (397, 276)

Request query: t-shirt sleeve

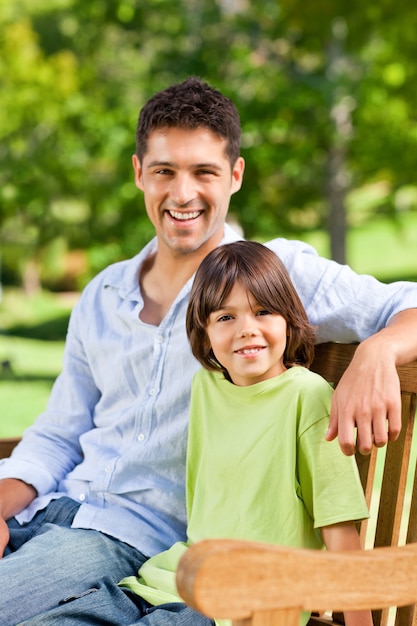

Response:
(297, 414), (369, 528)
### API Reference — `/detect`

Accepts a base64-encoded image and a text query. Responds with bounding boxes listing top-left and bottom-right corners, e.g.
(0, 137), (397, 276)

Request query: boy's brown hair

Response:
(186, 240), (316, 378)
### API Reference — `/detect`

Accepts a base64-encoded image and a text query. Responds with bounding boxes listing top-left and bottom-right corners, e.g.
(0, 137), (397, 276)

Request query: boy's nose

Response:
(238, 320), (258, 337)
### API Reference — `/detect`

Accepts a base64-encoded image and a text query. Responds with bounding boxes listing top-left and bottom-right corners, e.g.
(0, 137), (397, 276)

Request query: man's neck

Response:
(138, 248), (204, 326)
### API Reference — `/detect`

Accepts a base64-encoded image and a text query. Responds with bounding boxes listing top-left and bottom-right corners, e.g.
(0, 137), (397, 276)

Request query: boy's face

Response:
(206, 282), (288, 387)
(132, 127), (244, 259)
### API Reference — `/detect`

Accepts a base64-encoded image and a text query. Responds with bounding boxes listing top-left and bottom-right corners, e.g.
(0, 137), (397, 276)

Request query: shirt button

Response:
(156, 335), (164, 343)
(79, 493), (86, 501)
(138, 433), (145, 442)
(149, 388), (156, 396)
(105, 465), (111, 473)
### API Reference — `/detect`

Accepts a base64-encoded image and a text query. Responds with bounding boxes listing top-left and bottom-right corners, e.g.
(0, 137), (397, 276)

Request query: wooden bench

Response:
(176, 342), (417, 626)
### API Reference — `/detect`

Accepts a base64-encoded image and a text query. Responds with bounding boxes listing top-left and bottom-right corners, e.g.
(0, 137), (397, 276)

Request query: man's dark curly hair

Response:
(135, 76), (241, 167)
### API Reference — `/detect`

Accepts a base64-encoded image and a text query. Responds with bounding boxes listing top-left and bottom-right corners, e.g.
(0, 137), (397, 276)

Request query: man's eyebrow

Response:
(146, 160), (174, 168)
(146, 160), (223, 171)
(194, 162), (223, 171)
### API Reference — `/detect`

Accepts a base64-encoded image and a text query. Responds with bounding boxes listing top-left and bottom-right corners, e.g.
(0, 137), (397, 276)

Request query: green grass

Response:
(0, 289), (76, 436)
(348, 213), (417, 281)
(299, 211), (417, 282)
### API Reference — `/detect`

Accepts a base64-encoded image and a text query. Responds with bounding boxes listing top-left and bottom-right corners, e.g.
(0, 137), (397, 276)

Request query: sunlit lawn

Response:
(0, 290), (77, 437)
(301, 212), (417, 282)
(0, 336), (66, 436)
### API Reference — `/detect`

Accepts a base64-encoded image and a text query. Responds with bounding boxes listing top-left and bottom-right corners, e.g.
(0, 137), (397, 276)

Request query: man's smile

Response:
(167, 209), (203, 221)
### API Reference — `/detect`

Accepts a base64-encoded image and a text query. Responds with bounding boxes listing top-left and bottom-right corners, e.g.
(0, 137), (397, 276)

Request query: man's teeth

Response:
(169, 210), (200, 220)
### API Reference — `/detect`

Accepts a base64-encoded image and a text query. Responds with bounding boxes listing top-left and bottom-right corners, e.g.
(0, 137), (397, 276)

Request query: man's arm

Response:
(0, 478), (37, 557)
(326, 308), (417, 456)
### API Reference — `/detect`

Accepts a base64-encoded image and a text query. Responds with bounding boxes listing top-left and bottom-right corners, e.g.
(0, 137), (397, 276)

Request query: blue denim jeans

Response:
(0, 497), (142, 625)
(2, 497), (213, 626)
(19, 586), (213, 625)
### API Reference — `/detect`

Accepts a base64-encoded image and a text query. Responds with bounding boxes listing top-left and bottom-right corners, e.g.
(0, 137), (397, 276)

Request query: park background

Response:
(1, 0), (417, 438)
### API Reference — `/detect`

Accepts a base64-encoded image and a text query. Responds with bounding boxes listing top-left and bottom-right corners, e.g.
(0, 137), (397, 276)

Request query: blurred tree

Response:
(0, 0), (416, 289)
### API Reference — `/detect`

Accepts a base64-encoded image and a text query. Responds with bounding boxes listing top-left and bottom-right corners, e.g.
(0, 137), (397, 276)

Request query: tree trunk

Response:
(326, 19), (354, 265)
(327, 145), (347, 264)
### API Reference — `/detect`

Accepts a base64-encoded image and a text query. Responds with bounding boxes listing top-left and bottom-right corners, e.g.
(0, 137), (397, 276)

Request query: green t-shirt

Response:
(122, 366), (368, 625)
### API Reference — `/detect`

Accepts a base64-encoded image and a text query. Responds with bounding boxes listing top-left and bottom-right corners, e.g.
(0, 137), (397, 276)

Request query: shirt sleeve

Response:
(265, 238), (417, 343)
(297, 414), (369, 528)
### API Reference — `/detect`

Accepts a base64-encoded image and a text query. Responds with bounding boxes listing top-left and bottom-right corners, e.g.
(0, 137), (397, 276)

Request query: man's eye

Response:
(197, 170), (215, 176)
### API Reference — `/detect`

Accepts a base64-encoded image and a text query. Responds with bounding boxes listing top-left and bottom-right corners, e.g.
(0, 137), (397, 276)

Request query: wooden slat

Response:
(311, 342), (358, 385)
(0, 437), (20, 459)
(375, 394), (416, 549)
(356, 447), (378, 546)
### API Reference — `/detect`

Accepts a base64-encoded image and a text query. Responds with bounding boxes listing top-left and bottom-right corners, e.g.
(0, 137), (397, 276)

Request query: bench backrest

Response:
(310, 342), (417, 626)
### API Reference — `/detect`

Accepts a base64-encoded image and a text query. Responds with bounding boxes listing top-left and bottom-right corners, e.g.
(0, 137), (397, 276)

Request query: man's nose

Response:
(170, 174), (194, 206)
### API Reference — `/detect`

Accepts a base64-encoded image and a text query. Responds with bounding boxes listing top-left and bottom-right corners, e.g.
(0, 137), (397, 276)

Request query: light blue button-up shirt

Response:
(1, 225), (416, 556)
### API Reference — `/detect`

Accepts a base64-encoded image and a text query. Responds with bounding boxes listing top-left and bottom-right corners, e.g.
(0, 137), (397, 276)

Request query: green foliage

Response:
(1, 0), (417, 287)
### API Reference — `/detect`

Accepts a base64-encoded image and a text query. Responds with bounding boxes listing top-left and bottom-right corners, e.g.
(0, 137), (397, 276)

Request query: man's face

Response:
(132, 127), (244, 258)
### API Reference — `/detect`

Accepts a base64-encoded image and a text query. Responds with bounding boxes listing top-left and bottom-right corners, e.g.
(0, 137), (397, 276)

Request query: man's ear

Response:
(132, 154), (144, 191)
(231, 156), (245, 195)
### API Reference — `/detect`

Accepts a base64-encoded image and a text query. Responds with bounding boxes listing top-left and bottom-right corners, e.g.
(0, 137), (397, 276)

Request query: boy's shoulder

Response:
(284, 367), (334, 405)
(285, 365), (332, 388)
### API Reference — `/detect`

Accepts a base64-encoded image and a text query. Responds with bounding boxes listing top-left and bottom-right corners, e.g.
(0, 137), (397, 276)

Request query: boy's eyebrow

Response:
(213, 304), (234, 312)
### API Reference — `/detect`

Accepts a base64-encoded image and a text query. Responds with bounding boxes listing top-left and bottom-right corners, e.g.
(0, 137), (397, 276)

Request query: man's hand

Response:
(325, 309), (417, 456)
(0, 516), (10, 558)
(326, 345), (401, 455)
(0, 477), (37, 557)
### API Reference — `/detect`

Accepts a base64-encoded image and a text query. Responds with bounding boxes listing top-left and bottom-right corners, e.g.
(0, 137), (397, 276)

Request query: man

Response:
(0, 76), (416, 625)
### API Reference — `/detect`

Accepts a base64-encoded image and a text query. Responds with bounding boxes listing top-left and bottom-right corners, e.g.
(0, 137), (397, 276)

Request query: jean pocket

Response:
(58, 587), (99, 605)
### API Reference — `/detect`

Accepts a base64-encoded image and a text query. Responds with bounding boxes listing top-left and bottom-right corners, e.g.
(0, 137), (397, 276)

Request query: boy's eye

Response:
(256, 309), (271, 316)
(218, 314), (233, 322)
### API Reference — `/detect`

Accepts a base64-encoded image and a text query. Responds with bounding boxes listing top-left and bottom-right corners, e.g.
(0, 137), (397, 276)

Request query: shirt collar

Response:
(102, 223), (243, 301)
